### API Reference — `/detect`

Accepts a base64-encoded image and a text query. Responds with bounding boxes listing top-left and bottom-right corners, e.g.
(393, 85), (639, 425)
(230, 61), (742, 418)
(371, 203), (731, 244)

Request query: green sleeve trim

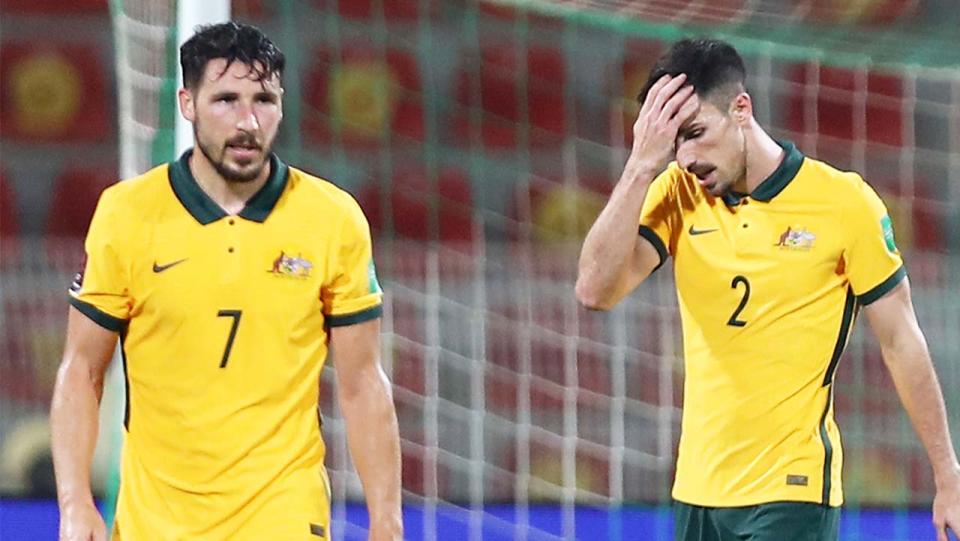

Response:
(69, 296), (127, 332)
(857, 265), (907, 306)
(638, 225), (668, 272)
(327, 304), (383, 327)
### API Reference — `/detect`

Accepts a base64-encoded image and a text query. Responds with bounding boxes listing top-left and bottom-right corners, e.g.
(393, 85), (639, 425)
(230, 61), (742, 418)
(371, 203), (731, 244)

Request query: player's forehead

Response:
(680, 98), (725, 131)
(198, 58), (282, 93)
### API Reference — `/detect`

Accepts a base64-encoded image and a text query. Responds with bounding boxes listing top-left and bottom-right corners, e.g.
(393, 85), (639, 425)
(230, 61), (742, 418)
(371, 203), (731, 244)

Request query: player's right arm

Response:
(576, 73), (697, 310)
(51, 307), (118, 541)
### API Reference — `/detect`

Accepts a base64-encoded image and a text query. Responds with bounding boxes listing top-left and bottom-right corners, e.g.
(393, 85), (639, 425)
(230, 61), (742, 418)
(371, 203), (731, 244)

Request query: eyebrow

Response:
(209, 91), (238, 100)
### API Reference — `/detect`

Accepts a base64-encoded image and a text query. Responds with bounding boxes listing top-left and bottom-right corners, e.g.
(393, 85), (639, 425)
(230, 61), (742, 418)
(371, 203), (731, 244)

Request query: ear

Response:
(178, 87), (196, 123)
(730, 92), (752, 126)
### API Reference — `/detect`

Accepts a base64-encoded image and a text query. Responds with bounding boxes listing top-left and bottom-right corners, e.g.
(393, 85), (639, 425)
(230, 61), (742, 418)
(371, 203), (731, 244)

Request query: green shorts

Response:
(674, 501), (840, 541)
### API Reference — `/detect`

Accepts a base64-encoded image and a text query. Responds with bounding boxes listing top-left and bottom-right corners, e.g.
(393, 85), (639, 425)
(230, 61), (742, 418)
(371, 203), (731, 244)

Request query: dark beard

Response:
(193, 122), (271, 183)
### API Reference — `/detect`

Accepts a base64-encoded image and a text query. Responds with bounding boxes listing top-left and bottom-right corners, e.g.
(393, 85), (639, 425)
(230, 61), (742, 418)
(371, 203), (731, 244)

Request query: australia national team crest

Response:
(774, 225), (816, 251)
(268, 250), (313, 278)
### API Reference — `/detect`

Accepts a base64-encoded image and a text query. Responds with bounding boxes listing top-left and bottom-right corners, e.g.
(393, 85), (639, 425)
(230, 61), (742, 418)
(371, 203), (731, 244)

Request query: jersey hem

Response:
(327, 304), (383, 327)
(69, 296), (128, 332)
(671, 494), (843, 509)
(857, 265), (906, 306)
(638, 225), (667, 271)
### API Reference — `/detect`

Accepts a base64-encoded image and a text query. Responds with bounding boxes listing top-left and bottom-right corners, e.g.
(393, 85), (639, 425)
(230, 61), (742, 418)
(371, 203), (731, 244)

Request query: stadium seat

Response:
(357, 168), (474, 243)
(0, 41), (110, 142)
(232, 0), (269, 19)
(45, 167), (116, 240)
(312, 0), (437, 21)
(452, 44), (566, 149)
(1, 170), (20, 267)
(785, 64), (903, 148)
(477, 1), (564, 29)
(804, 0), (919, 25)
(303, 44), (424, 150)
(0, 0), (105, 13)
(508, 175), (611, 244)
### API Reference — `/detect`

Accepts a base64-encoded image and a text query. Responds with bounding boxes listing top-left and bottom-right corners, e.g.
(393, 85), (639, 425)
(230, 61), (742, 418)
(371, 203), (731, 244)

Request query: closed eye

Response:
(680, 128), (704, 141)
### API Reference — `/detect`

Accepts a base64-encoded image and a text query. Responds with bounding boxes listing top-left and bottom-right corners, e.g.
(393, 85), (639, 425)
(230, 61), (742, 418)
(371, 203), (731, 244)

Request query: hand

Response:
(628, 73), (700, 175)
(934, 469), (960, 541)
(59, 502), (107, 541)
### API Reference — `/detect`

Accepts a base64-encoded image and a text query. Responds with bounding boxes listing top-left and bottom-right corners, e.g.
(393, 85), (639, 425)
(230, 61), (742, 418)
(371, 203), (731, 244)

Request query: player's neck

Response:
(189, 150), (271, 216)
(741, 125), (785, 195)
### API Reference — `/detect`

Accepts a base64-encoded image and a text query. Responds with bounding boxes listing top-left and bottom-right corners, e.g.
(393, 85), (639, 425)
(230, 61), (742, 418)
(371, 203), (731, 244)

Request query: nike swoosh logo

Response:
(153, 258), (188, 273)
(688, 225), (718, 236)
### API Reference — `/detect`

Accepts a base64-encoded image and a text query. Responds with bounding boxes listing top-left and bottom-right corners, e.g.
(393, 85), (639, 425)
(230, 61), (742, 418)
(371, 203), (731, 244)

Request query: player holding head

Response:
(577, 38), (960, 540)
(51, 22), (402, 541)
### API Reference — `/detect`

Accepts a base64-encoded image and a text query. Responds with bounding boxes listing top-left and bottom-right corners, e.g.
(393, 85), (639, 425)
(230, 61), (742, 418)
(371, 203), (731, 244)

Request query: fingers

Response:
(934, 513), (948, 541)
(638, 74), (674, 116)
(648, 74), (688, 116)
(659, 84), (696, 125)
(640, 73), (686, 117)
(669, 92), (701, 130)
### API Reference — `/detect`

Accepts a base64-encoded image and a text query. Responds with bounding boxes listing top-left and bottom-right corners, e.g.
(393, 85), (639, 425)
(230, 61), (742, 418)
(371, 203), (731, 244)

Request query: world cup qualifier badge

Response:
(881, 215), (898, 253)
(69, 254), (87, 294)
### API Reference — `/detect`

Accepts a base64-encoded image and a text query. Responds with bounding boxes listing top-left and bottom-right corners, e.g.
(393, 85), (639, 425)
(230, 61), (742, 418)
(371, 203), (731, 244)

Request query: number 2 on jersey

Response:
(216, 310), (242, 368)
(727, 276), (750, 327)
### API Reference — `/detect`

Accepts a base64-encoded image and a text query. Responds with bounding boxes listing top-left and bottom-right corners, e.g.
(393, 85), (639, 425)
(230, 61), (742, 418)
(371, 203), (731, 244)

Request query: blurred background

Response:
(1, 0), (958, 539)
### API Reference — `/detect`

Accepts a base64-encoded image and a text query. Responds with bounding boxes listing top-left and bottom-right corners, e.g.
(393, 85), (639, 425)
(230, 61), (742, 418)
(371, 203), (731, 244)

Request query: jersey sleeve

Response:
(843, 178), (906, 306)
(68, 188), (132, 331)
(638, 168), (682, 270)
(322, 195), (383, 327)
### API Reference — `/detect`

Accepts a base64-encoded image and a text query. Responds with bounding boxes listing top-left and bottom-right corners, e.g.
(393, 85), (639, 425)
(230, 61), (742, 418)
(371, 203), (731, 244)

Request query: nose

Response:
(237, 104), (260, 132)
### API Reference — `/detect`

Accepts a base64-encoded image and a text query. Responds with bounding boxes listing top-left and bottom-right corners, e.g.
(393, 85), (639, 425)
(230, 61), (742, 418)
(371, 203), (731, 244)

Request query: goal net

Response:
(75, 0), (960, 539)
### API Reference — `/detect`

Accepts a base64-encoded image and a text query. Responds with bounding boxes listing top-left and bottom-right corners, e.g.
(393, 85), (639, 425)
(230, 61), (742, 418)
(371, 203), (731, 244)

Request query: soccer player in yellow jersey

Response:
(50, 23), (402, 541)
(577, 38), (960, 540)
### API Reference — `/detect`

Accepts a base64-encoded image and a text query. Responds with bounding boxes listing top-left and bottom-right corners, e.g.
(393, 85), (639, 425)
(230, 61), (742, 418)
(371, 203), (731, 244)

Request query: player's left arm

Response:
(863, 280), (960, 541)
(329, 317), (402, 541)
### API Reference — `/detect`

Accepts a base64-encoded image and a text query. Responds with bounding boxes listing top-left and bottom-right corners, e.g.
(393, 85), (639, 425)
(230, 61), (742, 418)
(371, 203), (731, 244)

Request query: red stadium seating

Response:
(452, 44), (566, 149)
(1, 170), (20, 267)
(303, 45), (424, 149)
(478, 1), (564, 29)
(313, 0), (437, 20)
(45, 167), (116, 240)
(804, 0), (919, 25)
(508, 175), (611, 244)
(0, 41), (110, 142)
(358, 168), (474, 243)
(785, 64), (903, 148)
(0, 0), (105, 13)
(232, 0), (270, 19)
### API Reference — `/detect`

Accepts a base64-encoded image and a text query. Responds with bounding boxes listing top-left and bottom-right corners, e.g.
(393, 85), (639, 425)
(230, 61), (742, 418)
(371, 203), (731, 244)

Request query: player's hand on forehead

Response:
(629, 73), (699, 174)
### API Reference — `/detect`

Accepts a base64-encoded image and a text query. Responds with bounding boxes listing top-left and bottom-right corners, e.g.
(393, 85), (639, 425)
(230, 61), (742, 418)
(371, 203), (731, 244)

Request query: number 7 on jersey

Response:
(216, 309), (243, 368)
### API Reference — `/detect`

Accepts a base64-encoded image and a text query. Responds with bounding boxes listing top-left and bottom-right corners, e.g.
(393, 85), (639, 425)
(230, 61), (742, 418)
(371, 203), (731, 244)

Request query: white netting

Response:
(81, 1), (960, 540)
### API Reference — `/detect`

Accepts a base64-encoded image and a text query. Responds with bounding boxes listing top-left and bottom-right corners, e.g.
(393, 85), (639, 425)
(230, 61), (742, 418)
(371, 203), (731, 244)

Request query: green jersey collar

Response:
(723, 140), (804, 205)
(169, 149), (289, 225)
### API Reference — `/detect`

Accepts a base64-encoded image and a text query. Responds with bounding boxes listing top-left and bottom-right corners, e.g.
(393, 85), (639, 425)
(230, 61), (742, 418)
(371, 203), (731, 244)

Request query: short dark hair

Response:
(637, 38), (746, 107)
(180, 21), (285, 90)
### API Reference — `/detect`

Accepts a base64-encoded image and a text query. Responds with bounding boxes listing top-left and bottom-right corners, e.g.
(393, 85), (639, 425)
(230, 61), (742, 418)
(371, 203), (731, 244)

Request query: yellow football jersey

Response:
(69, 151), (382, 540)
(639, 141), (904, 508)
